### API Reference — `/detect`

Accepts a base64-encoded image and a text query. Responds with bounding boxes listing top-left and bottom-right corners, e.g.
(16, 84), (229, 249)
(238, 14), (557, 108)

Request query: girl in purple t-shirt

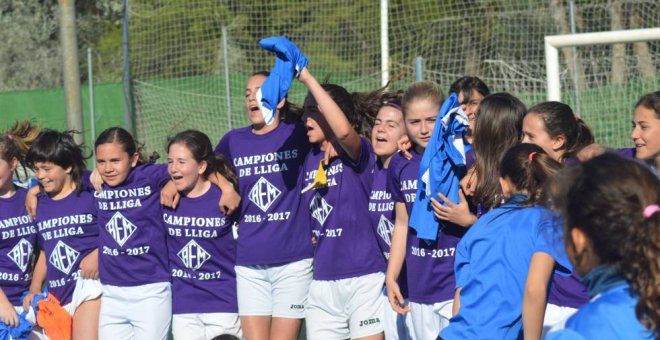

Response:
(0, 123), (39, 329)
(24, 129), (101, 340)
(386, 81), (467, 339)
(298, 63), (388, 339)
(164, 130), (242, 339)
(368, 101), (416, 339)
(214, 71), (314, 340)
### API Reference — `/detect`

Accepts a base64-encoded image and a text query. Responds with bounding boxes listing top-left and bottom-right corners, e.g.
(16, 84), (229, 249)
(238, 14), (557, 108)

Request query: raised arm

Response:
(298, 68), (362, 161)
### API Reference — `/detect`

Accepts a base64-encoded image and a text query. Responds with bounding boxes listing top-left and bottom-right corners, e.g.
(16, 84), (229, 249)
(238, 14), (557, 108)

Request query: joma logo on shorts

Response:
(359, 318), (381, 327)
(290, 304), (304, 309)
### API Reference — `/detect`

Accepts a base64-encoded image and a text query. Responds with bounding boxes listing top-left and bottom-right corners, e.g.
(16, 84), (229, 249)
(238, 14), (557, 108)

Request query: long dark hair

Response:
(167, 130), (238, 191)
(473, 93), (527, 209)
(554, 153), (660, 335)
(26, 129), (88, 193)
(526, 101), (594, 162)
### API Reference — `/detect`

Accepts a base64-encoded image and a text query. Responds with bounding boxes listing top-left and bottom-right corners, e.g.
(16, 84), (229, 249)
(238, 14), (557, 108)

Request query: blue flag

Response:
(409, 93), (469, 240)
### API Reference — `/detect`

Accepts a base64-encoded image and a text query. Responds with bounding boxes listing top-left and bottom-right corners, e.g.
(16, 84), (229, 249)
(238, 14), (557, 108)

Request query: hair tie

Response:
(383, 101), (402, 110)
(574, 115), (580, 122)
(643, 204), (660, 218)
(528, 151), (537, 163)
(6, 134), (13, 141)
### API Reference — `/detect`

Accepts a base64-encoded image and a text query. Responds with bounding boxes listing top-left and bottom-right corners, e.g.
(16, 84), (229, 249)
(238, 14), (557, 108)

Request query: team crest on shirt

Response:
(177, 239), (211, 270)
(248, 177), (281, 212)
(49, 240), (80, 274)
(377, 215), (394, 246)
(7, 238), (32, 272)
(310, 192), (333, 226)
(105, 211), (137, 246)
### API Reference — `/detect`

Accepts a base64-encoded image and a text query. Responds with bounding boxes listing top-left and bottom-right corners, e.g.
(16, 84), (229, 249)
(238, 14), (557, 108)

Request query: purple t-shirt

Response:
(164, 185), (237, 314)
(35, 190), (98, 305)
(214, 122), (313, 266)
(388, 150), (466, 304)
(303, 138), (385, 280)
(94, 163), (170, 286)
(369, 158), (408, 298)
(0, 187), (36, 306)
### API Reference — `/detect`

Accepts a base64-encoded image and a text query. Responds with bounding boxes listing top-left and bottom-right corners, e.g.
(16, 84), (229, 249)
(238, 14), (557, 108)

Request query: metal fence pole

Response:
(58, 0), (84, 144)
(87, 48), (97, 162)
(222, 27), (232, 130)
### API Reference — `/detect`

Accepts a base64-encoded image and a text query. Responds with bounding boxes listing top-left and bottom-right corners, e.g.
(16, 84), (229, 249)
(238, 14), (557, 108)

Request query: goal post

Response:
(545, 28), (660, 102)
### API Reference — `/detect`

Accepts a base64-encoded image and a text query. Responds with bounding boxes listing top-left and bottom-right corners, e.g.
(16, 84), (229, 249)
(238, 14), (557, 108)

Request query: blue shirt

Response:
(546, 283), (653, 339)
(440, 196), (567, 340)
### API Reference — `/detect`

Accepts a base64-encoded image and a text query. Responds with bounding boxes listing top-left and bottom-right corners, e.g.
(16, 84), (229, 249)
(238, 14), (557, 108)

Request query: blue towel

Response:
(256, 36), (309, 125)
(409, 93), (469, 240)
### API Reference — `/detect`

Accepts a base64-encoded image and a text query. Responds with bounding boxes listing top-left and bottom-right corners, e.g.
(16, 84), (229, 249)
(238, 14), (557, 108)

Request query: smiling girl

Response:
(165, 130), (241, 339)
(24, 129), (101, 340)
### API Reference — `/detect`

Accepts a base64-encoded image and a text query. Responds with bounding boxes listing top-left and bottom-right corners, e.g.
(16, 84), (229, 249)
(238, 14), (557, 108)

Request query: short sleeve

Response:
(215, 132), (231, 158)
(454, 237), (471, 288)
(342, 137), (373, 173)
(137, 163), (170, 188)
(387, 155), (406, 204)
(534, 213), (573, 273)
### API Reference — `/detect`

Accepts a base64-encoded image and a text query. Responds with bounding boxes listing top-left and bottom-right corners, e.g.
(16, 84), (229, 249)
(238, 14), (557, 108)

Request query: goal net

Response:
(126, 0), (659, 154)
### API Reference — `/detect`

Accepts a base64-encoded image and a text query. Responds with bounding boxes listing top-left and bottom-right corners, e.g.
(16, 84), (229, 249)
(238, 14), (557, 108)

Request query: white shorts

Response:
(381, 295), (416, 340)
(306, 272), (385, 340)
(63, 274), (103, 315)
(542, 303), (578, 337)
(172, 313), (243, 340)
(409, 300), (453, 340)
(235, 258), (312, 318)
(99, 282), (171, 340)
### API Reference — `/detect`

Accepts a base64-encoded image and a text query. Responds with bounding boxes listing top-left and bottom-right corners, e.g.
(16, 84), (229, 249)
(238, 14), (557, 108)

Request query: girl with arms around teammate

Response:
(93, 127), (236, 340)
(0, 123), (39, 330)
(547, 153), (659, 339)
(440, 143), (568, 339)
(24, 130), (101, 340)
(165, 130), (242, 339)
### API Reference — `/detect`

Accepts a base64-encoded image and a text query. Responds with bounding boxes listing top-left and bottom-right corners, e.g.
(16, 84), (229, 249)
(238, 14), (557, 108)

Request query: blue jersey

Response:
(546, 282), (653, 340)
(441, 195), (568, 340)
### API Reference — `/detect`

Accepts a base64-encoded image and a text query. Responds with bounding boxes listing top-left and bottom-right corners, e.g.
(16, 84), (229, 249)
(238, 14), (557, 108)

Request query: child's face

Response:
(371, 106), (405, 158)
(522, 113), (563, 161)
(34, 161), (70, 196)
(302, 106), (329, 144)
(96, 142), (138, 187)
(458, 89), (485, 134)
(0, 155), (17, 192)
(631, 105), (660, 162)
(167, 143), (205, 195)
(245, 74), (267, 127)
(404, 98), (438, 151)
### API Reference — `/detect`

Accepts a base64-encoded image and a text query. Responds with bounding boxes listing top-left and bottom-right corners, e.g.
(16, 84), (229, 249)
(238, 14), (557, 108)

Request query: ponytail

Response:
(1, 120), (41, 182)
(554, 153), (660, 335)
(527, 101), (594, 162)
(499, 143), (561, 205)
